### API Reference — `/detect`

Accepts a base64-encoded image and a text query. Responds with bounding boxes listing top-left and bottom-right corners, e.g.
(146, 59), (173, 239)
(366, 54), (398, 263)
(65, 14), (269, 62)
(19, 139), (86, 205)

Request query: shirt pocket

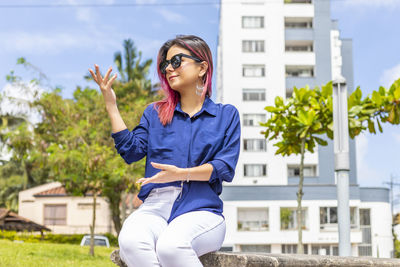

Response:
(148, 128), (176, 160)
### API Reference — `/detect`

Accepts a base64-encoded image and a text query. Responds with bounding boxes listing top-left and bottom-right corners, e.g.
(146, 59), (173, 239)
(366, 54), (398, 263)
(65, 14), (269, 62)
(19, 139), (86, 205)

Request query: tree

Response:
(0, 59), (50, 211)
(261, 78), (400, 253)
(1, 37), (163, 243)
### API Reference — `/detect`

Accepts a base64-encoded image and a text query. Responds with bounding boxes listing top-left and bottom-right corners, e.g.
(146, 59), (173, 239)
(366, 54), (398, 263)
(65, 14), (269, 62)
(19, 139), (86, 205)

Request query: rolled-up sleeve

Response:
(111, 106), (150, 164)
(208, 105), (241, 184)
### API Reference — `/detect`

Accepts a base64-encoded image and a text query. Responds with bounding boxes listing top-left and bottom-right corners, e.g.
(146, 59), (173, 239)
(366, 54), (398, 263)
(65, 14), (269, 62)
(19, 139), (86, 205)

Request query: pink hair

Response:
(151, 35), (213, 126)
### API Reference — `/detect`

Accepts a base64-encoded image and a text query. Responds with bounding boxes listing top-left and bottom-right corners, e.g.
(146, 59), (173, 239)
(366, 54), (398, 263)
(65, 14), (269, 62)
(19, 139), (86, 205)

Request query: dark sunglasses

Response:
(159, 53), (203, 75)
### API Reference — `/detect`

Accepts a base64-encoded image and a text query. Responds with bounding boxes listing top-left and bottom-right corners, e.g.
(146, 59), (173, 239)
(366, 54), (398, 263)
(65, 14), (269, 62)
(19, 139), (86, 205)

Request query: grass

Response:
(0, 239), (117, 267)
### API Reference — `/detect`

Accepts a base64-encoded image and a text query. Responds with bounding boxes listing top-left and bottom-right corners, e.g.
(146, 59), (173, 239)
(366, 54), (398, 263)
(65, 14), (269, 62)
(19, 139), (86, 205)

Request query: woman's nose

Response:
(165, 63), (174, 73)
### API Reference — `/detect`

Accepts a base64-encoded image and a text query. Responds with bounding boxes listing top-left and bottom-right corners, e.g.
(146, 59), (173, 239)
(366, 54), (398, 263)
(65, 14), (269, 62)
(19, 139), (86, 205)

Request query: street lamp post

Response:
(333, 76), (351, 256)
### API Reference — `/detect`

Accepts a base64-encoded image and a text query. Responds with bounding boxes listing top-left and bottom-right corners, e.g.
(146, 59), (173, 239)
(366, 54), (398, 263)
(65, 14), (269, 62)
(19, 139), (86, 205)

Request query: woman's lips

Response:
(169, 75), (178, 80)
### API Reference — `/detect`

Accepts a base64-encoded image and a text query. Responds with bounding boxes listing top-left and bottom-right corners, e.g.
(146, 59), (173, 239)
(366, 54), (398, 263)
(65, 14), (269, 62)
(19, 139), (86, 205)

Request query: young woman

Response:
(89, 35), (241, 267)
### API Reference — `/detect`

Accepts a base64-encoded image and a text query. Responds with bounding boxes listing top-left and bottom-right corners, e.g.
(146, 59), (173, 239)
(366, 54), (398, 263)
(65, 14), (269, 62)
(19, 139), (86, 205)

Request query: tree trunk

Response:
(121, 191), (127, 224)
(297, 138), (305, 254)
(89, 192), (97, 256)
(128, 193), (134, 215)
(108, 195), (122, 235)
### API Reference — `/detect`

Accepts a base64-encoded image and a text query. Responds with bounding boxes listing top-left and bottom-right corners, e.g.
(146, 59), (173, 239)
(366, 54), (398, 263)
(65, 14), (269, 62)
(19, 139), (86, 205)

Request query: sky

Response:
(0, 0), (400, 200)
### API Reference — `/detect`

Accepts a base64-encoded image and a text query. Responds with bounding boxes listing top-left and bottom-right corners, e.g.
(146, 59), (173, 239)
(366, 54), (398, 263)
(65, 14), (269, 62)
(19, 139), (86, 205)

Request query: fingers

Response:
(151, 162), (169, 169)
(136, 171), (163, 185)
(106, 73), (118, 88)
(136, 175), (156, 185)
(94, 64), (103, 83)
(88, 69), (98, 83)
(103, 67), (112, 82)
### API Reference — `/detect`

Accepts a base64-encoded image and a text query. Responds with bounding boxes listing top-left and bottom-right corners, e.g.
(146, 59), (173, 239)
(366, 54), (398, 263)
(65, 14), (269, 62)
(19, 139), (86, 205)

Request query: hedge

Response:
(0, 230), (118, 247)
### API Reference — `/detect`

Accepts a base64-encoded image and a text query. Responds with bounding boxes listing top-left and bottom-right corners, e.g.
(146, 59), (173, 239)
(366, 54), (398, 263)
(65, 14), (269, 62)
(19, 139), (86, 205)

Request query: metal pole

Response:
(333, 76), (351, 256)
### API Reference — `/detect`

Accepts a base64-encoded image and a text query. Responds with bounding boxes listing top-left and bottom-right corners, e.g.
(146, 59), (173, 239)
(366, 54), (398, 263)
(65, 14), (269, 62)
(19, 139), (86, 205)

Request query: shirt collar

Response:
(175, 95), (217, 117)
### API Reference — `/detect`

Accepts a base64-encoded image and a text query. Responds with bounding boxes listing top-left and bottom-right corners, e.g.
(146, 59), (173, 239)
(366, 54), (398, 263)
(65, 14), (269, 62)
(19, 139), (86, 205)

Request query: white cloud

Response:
(156, 8), (187, 23)
(0, 31), (121, 55)
(62, 0), (116, 24)
(380, 63), (400, 88)
(0, 82), (44, 125)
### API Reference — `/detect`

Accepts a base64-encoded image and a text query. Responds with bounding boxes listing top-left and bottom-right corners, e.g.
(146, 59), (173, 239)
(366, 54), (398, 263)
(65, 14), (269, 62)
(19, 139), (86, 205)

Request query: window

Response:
(243, 114), (266, 126)
(240, 244), (271, 253)
(320, 207), (358, 230)
(288, 165), (317, 177)
(242, 40), (265, 52)
(359, 208), (372, 256)
(244, 164), (267, 177)
(285, 17), (313, 28)
(243, 89), (266, 101)
(237, 208), (269, 231)
(280, 207), (307, 230)
(244, 139), (267, 152)
(286, 66), (314, 77)
(282, 244), (308, 254)
(242, 16), (264, 28)
(285, 41), (313, 52)
(360, 208), (371, 226)
(44, 204), (67, 225)
(243, 64), (265, 77)
(311, 244), (338, 256)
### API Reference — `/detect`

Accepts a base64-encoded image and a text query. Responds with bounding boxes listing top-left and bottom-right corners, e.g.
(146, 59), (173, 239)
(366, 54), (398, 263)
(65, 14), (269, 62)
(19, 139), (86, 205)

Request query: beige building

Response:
(18, 182), (116, 235)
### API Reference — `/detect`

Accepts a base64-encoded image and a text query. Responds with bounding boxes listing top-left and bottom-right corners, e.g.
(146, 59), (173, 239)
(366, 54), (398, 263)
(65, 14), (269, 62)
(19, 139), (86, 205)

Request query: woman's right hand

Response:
(89, 64), (118, 108)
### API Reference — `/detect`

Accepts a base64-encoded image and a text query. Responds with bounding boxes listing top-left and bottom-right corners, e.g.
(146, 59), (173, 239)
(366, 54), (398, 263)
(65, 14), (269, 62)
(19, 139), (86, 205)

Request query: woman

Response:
(89, 35), (241, 267)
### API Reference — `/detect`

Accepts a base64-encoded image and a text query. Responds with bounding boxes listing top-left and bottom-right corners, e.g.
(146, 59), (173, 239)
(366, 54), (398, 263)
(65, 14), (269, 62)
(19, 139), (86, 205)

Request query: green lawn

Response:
(0, 239), (117, 267)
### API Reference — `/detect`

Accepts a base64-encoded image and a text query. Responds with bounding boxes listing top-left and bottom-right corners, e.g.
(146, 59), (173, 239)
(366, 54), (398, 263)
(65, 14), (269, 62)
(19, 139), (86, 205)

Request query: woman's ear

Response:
(199, 61), (208, 79)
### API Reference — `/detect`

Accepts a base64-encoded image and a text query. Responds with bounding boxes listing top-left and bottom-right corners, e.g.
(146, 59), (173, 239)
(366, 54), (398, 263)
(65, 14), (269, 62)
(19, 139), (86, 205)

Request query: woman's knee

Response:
(156, 234), (186, 262)
(118, 221), (147, 253)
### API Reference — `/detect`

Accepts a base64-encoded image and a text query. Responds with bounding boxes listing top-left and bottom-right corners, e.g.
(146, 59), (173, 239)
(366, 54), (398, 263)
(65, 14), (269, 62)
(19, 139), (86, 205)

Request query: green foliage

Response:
(1, 38), (164, 234)
(0, 230), (118, 247)
(262, 78), (400, 253)
(280, 208), (292, 230)
(261, 83), (333, 157)
(262, 78), (400, 157)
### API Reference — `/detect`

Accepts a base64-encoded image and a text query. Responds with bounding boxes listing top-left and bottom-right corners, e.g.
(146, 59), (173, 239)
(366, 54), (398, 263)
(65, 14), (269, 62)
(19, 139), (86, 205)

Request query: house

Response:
(18, 182), (116, 235)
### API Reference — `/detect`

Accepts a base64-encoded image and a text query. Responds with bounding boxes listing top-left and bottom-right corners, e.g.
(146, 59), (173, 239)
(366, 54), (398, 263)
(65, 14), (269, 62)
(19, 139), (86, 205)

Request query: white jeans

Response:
(118, 186), (226, 267)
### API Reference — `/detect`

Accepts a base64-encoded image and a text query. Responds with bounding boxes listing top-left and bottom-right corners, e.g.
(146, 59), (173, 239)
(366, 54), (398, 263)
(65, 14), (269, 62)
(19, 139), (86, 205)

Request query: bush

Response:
(0, 230), (118, 247)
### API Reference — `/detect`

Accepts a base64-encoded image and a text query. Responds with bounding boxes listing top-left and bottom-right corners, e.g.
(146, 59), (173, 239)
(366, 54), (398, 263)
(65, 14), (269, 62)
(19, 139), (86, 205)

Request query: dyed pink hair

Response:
(151, 35), (213, 126)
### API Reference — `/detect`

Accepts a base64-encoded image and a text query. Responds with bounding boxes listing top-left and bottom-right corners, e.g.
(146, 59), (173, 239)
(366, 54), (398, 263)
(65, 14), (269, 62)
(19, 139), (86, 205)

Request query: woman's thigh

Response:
(158, 210), (226, 257)
(118, 188), (181, 259)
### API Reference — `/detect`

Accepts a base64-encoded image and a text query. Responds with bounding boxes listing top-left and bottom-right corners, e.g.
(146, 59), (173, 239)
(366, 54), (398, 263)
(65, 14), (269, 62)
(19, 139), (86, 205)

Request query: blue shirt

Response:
(111, 95), (241, 223)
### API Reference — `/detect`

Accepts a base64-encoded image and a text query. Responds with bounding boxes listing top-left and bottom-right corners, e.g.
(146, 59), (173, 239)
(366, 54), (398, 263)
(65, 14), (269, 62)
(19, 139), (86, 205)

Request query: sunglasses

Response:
(159, 53), (203, 75)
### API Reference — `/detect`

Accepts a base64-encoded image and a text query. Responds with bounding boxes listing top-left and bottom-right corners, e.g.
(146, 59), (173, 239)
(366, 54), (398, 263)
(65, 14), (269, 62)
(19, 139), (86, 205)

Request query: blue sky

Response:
(1, 0), (400, 192)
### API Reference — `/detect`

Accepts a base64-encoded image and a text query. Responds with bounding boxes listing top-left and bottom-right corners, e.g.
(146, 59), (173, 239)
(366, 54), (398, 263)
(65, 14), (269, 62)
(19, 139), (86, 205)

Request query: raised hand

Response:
(89, 64), (118, 108)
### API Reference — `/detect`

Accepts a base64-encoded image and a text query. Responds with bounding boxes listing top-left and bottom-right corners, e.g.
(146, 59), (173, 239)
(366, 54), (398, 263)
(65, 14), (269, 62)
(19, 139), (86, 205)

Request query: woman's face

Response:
(164, 45), (206, 93)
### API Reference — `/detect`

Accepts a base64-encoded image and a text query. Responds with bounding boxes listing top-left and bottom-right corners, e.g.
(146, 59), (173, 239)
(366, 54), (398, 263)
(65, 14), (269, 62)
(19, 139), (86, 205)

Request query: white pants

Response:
(118, 186), (226, 267)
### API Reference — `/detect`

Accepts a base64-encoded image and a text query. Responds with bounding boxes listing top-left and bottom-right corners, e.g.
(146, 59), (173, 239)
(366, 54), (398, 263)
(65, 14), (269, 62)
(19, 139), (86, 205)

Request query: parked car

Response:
(80, 235), (110, 248)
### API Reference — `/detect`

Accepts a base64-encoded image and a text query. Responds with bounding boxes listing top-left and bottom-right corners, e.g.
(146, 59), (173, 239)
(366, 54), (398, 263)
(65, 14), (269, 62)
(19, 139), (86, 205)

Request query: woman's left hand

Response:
(136, 162), (184, 186)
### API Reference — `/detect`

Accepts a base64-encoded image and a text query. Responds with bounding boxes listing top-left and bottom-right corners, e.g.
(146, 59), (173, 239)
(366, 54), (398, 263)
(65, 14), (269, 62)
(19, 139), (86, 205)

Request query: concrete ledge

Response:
(111, 249), (400, 267)
(199, 251), (400, 267)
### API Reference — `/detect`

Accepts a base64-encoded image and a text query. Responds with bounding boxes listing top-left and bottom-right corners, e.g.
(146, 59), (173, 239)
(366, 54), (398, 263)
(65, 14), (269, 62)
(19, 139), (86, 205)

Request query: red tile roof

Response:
(34, 186), (67, 197)
(33, 185), (103, 197)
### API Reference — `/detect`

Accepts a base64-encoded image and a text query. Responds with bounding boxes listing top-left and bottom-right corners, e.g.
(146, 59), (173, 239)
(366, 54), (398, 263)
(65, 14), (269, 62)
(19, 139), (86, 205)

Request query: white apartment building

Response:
(217, 0), (393, 257)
